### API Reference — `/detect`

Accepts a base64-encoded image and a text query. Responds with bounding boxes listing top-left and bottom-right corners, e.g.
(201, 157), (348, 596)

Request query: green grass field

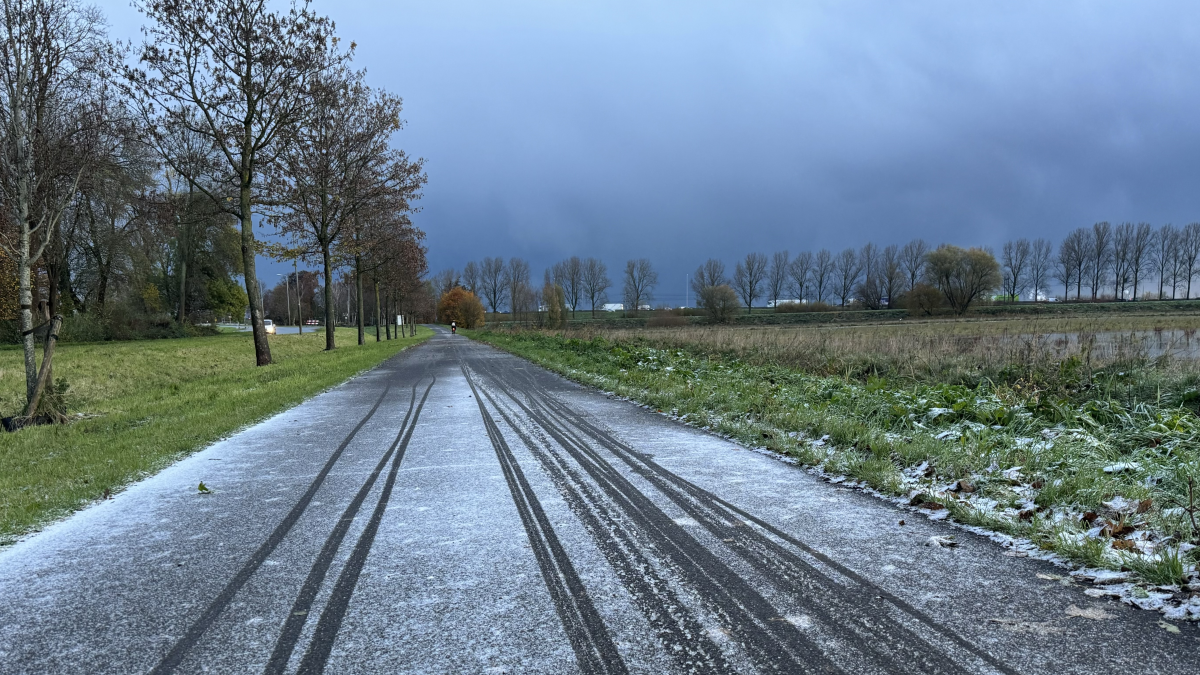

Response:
(0, 327), (431, 544)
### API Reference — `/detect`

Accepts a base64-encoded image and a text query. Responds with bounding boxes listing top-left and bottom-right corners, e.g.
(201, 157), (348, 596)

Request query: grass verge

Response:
(0, 327), (431, 544)
(470, 327), (1200, 596)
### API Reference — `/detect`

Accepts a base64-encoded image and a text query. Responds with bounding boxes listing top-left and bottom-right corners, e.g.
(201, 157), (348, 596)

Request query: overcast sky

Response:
(99, 1), (1200, 305)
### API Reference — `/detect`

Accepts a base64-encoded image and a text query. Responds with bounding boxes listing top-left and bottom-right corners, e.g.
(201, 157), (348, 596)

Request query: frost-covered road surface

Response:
(1, 327), (1197, 674)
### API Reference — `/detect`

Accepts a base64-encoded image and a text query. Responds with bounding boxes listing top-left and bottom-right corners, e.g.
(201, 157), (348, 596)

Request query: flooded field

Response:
(1018, 329), (1200, 360)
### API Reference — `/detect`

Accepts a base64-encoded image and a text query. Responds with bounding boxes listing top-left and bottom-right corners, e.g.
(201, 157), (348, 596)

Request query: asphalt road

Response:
(1, 327), (1197, 674)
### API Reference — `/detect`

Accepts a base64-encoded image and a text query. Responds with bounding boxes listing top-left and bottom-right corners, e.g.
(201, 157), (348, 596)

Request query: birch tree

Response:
(0, 0), (111, 410)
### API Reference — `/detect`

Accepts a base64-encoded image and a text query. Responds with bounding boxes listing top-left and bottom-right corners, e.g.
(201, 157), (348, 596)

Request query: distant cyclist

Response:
(450, 320), (457, 334)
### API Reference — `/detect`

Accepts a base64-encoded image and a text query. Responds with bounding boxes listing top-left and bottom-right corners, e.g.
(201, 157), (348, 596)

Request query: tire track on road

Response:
(462, 362), (628, 675)
(476, 382), (736, 674)
(469, 358), (839, 674)
(511, 362), (1019, 675)
(264, 379), (422, 674)
(294, 377), (436, 675)
(150, 383), (394, 675)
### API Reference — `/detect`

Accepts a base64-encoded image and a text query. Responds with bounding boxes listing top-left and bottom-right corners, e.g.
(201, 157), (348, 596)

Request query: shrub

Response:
(905, 283), (943, 316)
(438, 287), (486, 328)
(543, 283), (566, 329)
(700, 284), (741, 323)
(925, 244), (1001, 315)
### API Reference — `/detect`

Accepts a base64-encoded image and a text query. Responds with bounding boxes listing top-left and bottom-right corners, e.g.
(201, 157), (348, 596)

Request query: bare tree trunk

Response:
(23, 313), (63, 419)
(177, 256), (187, 323)
(323, 243), (335, 350)
(18, 229), (37, 401)
(240, 185), (271, 365)
(385, 292), (392, 339)
(355, 254), (365, 345)
(373, 277), (381, 342)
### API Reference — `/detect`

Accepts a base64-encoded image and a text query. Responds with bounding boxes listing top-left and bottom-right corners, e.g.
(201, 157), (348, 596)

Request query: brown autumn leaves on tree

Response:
(437, 287), (484, 329)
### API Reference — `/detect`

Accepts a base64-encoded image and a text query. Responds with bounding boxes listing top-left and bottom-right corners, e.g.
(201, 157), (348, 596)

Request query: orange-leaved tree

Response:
(437, 287), (485, 328)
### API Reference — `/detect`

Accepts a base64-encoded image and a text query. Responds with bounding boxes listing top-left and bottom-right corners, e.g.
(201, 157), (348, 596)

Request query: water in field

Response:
(1008, 329), (1200, 360)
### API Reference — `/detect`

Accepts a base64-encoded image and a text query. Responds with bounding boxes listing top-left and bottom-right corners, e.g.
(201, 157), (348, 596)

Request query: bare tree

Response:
(1029, 238), (1052, 301)
(432, 268), (459, 296)
(732, 251), (767, 312)
(1153, 224), (1176, 299)
(0, 0), (113, 411)
(1170, 228), (1187, 299)
(833, 247), (861, 306)
(552, 256), (583, 316)
(271, 67), (424, 350)
(130, 0), (342, 366)
(766, 250), (789, 307)
(690, 258), (726, 305)
(900, 238), (929, 292)
(1086, 222), (1112, 299)
(582, 257), (610, 317)
(859, 242), (879, 285)
(1058, 228), (1088, 300)
(505, 257), (531, 315)
(478, 256), (506, 312)
(880, 244), (903, 308)
(1183, 223), (1200, 299)
(461, 260), (479, 294)
(787, 250), (813, 302)
(1001, 238), (1031, 301)
(1128, 223), (1153, 301)
(1111, 223), (1134, 300)
(622, 258), (656, 314)
(812, 248), (834, 303)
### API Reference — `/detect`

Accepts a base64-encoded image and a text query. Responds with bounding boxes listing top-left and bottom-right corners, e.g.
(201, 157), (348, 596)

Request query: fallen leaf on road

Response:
(926, 535), (958, 548)
(197, 482), (212, 494)
(1065, 604), (1114, 620)
(1036, 573), (1063, 581)
(1158, 620), (1181, 634)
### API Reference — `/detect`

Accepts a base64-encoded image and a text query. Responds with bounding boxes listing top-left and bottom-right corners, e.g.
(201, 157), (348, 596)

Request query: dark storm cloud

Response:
(98, 1), (1200, 303)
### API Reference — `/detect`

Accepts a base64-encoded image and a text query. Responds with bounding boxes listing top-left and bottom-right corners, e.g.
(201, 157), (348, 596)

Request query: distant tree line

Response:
(438, 255), (670, 322)
(440, 221), (1200, 326)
